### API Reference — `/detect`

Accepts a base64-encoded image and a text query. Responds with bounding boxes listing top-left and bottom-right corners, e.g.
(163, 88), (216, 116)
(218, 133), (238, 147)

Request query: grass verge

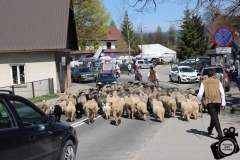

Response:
(28, 94), (59, 104)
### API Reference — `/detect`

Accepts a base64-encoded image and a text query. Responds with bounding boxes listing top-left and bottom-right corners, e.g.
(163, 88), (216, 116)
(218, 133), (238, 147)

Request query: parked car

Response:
(71, 67), (97, 83)
(0, 90), (78, 160)
(169, 66), (198, 83)
(136, 60), (152, 69)
(199, 66), (230, 92)
(96, 72), (117, 88)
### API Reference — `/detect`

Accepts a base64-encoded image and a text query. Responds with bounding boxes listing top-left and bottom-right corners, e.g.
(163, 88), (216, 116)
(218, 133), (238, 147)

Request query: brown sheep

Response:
(111, 98), (124, 126)
(66, 101), (76, 122)
(84, 99), (98, 125)
(36, 100), (48, 113)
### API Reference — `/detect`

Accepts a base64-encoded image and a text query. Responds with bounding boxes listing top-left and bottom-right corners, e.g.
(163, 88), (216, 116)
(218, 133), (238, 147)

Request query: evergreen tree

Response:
(110, 20), (116, 26)
(120, 11), (141, 55)
(154, 26), (164, 44)
(177, 9), (207, 59)
(168, 25), (176, 46)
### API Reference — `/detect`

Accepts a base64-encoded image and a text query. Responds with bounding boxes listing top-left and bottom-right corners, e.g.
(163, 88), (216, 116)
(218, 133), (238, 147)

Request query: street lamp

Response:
(141, 26), (147, 53)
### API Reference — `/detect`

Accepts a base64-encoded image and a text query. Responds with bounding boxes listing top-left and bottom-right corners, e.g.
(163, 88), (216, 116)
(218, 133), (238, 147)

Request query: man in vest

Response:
(197, 69), (225, 139)
(147, 66), (159, 84)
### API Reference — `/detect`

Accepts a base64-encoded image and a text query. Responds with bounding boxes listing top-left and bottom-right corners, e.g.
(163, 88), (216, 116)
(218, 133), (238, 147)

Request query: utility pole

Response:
(126, 23), (130, 57)
(141, 26), (147, 53)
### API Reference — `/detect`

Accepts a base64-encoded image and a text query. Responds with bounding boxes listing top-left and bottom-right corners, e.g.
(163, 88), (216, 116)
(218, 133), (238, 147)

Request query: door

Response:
(143, 61), (149, 68)
(170, 67), (177, 81)
(0, 99), (29, 160)
(9, 99), (55, 160)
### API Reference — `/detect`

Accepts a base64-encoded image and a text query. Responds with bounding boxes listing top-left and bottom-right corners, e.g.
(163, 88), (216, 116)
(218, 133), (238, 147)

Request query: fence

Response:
(0, 78), (54, 99)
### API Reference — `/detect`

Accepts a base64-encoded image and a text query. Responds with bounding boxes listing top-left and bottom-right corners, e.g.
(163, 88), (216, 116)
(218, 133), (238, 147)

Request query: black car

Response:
(71, 67), (97, 83)
(96, 72), (117, 88)
(0, 90), (78, 160)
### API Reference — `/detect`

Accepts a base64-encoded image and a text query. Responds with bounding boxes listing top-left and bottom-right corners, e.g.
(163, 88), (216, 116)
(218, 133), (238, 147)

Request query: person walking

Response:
(135, 61), (139, 71)
(229, 63), (236, 82)
(134, 69), (142, 82)
(197, 69), (225, 140)
(128, 62), (133, 76)
(147, 66), (159, 84)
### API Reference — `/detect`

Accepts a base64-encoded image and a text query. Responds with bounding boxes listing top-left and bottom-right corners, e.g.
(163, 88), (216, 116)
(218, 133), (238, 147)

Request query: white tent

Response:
(138, 44), (176, 60)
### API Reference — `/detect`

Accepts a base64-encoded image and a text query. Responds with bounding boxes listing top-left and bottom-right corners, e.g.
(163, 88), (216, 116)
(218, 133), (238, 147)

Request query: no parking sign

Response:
(214, 27), (234, 47)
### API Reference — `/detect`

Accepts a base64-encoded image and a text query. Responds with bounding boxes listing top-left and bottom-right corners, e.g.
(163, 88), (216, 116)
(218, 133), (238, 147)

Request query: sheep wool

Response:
(136, 102), (148, 121)
(152, 99), (165, 122)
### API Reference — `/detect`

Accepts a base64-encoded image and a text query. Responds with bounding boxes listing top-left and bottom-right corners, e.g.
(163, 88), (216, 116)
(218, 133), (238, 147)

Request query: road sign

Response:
(216, 47), (231, 54)
(214, 27), (234, 47)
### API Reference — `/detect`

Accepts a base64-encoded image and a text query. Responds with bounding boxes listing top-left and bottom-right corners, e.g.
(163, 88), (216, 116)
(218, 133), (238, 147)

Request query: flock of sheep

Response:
(35, 81), (203, 126)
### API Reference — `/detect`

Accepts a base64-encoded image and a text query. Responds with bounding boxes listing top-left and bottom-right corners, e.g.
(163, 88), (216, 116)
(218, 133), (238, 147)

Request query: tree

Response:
(177, 9), (208, 59)
(154, 26), (164, 44)
(73, 0), (111, 49)
(123, 0), (240, 16)
(168, 25), (176, 46)
(110, 20), (116, 26)
(120, 11), (141, 55)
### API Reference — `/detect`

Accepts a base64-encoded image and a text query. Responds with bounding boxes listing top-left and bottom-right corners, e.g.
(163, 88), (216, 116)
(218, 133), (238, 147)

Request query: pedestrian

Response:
(147, 66), (159, 84)
(134, 69), (142, 81)
(135, 61), (139, 71)
(116, 67), (121, 78)
(197, 69), (225, 140)
(229, 63), (236, 82)
(128, 62), (133, 76)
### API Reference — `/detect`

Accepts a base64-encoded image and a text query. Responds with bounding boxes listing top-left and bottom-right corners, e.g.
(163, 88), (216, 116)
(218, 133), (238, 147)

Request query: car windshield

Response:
(203, 68), (223, 75)
(98, 74), (115, 79)
(179, 67), (194, 72)
(79, 68), (92, 72)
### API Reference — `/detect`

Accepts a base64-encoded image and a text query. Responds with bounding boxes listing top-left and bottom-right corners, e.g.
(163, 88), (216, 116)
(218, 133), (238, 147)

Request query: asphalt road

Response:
(54, 64), (240, 160)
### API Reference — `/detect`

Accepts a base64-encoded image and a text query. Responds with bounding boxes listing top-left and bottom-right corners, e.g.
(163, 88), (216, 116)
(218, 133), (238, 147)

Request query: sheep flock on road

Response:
(36, 81), (202, 126)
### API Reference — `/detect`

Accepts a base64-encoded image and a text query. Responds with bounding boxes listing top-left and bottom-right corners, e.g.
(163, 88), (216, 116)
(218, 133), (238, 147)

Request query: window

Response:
(107, 42), (111, 49)
(179, 67), (194, 72)
(10, 65), (25, 85)
(9, 100), (47, 126)
(0, 100), (16, 130)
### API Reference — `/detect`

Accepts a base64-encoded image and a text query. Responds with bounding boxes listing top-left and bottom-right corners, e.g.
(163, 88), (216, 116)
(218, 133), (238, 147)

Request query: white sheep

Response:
(180, 100), (192, 121)
(66, 101), (76, 122)
(166, 97), (177, 118)
(111, 98), (124, 126)
(152, 99), (165, 122)
(102, 102), (111, 120)
(186, 99), (199, 119)
(136, 102), (148, 121)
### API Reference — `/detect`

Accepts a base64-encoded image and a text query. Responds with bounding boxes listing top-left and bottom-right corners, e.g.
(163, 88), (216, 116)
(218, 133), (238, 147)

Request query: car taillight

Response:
(224, 73), (228, 78)
(200, 76), (203, 80)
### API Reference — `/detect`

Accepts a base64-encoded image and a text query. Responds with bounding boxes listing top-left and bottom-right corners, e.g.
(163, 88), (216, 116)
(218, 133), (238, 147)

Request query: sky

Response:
(102, 0), (199, 33)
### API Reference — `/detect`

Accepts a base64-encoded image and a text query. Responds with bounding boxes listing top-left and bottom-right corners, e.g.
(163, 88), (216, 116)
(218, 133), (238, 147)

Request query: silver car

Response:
(199, 66), (230, 92)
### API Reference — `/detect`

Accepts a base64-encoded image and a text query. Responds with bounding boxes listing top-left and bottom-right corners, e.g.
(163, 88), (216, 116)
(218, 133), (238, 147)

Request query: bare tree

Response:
(123, 0), (240, 15)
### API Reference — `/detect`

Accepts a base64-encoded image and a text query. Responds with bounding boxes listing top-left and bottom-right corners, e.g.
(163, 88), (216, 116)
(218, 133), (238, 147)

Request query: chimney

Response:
(222, 15), (228, 25)
(214, 13), (220, 20)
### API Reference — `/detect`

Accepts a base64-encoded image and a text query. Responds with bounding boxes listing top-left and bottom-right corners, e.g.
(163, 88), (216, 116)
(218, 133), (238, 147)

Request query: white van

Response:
(136, 60), (151, 69)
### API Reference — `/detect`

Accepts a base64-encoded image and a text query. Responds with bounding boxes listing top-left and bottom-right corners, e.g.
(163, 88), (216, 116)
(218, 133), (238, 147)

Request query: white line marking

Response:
(70, 115), (102, 127)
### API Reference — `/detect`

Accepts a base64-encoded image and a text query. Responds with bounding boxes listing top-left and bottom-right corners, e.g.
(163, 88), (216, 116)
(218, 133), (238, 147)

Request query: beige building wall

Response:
(0, 51), (71, 93)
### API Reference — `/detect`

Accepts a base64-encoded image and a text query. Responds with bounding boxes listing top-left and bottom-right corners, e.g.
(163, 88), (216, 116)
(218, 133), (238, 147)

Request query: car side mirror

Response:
(49, 115), (56, 124)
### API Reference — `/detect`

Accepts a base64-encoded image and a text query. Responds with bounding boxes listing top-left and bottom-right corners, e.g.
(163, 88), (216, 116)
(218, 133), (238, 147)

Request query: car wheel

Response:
(178, 77), (182, 84)
(60, 140), (75, 160)
(169, 75), (173, 82)
(78, 77), (82, 83)
(225, 86), (230, 92)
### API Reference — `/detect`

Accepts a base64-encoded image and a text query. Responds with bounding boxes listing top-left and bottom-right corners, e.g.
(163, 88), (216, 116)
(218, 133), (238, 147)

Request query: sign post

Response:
(213, 27), (234, 89)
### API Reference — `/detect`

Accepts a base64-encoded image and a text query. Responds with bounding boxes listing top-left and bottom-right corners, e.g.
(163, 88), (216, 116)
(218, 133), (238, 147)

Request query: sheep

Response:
(176, 94), (186, 110)
(186, 99), (199, 119)
(111, 98), (124, 126)
(46, 101), (55, 115)
(59, 92), (69, 101)
(75, 103), (84, 119)
(152, 99), (165, 122)
(180, 100), (192, 121)
(166, 97), (177, 118)
(78, 95), (87, 106)
(54, 105), (62, 122)
(136, 102), (148, 121)
(66, 101), (76, 122)
(67, 94), (77, 106)
(97, 91), (108, 114)
(83, 99), (98, 125)
(185, 88), (196, 95)
(124, 96), (135, 119)
(55, 100), (68, 114)
(102, 103), (111, 120)
(36, 100), (48, 113)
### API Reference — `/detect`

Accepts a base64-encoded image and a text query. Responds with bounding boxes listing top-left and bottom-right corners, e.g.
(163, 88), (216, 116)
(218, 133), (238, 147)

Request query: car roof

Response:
(98, 72), (113, 75)
(203, 66), (223, 69)
(177, 66), (192, 68)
